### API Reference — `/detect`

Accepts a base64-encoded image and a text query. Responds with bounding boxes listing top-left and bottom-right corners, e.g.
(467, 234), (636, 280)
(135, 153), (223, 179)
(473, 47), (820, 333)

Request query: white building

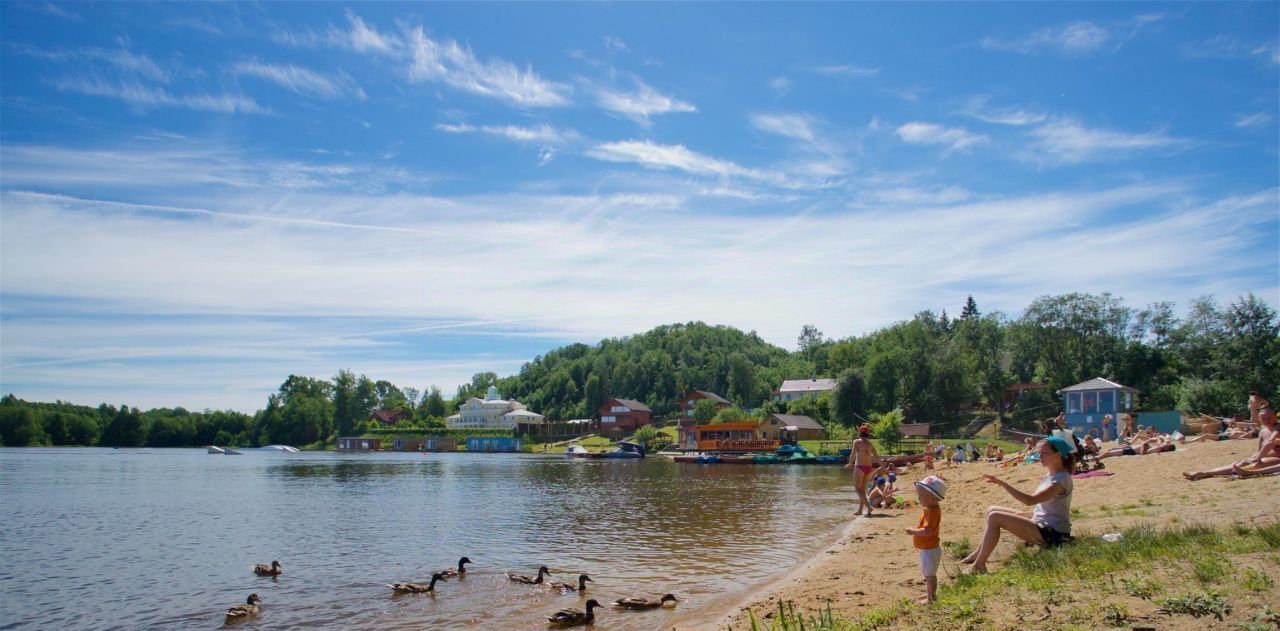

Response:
(772, 378), (838, 402)
(445, 386), (543, 430)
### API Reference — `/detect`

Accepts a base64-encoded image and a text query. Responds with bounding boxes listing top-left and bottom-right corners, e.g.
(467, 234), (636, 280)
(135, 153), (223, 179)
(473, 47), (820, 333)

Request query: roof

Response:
(681, 390), (730, 404)
(767, 413), (824, 431)
(695, 421), (760, 431)
(1056, 377), (1140, 395)
(369, 409), (410, 424)
(777, 378), (837, 393)
(609, 398), (652, 412)
(502, 409), (544, 419)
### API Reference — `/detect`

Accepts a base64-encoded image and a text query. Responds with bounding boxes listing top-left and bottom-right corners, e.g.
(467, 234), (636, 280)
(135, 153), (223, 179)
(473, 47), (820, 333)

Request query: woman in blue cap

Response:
(961, 436), (1077, 574)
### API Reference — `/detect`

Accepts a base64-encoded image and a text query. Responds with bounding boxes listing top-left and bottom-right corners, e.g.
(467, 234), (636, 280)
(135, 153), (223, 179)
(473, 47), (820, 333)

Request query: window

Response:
(785, 393), (793, 401)
(1068, 393), (1081, 414)
(1098, 391), (1114, 413)
(611, 405), (630, 413)
(602, 415), (616, 423)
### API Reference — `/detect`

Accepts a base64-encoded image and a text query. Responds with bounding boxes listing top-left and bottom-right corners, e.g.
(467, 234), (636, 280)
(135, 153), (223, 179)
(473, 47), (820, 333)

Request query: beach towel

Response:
(1072, 470), (1114, 479)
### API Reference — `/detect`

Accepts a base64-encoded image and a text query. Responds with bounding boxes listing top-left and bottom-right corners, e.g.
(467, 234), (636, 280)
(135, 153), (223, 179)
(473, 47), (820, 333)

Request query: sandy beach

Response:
(674, 438), (1280, 631)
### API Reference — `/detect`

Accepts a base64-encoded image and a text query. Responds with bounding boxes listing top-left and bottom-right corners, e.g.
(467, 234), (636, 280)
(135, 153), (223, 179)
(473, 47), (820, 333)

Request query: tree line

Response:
(2, 292), (1275, 448)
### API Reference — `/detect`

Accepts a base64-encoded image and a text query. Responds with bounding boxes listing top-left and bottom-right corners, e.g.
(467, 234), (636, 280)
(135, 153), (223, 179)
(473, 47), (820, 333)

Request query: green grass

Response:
(943, 537), (973, 560)
(1241, 568), (1275, 592)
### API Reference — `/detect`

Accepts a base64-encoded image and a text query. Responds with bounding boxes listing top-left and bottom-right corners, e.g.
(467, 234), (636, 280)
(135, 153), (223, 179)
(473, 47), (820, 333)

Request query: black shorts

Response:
(1037, 525), (1072, 547)
(1122, 446), (1137, 456)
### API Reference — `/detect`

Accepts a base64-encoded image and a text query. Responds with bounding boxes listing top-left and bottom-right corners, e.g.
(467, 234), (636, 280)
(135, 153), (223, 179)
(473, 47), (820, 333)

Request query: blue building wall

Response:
(466, 437), (523, 452)
(1062, 388), (1135, 440)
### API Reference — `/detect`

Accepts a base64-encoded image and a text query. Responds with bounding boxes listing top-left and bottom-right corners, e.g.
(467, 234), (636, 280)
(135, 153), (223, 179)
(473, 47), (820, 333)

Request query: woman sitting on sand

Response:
(961, 437), (1076, 574)
(1184, 408), (1280, 481)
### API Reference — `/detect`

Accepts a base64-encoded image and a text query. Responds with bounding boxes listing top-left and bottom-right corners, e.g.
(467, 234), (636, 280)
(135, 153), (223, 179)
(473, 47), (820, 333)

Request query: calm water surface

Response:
(0, 449), (857, 630)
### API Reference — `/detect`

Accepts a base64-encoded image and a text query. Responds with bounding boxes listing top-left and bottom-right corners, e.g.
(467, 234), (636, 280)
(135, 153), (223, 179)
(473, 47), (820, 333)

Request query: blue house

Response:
(1057, 377), (1138, 440)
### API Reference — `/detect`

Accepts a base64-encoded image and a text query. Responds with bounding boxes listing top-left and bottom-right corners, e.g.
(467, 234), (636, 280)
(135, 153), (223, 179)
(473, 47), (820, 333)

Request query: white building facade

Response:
(445, 386), (543, 430)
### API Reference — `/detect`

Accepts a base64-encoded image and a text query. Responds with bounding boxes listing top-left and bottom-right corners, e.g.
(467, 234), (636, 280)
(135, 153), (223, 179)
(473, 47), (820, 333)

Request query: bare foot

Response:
(963, 564), (987, 576)
(914, 595), (934, 605)
(1182, 471), (1201, 481)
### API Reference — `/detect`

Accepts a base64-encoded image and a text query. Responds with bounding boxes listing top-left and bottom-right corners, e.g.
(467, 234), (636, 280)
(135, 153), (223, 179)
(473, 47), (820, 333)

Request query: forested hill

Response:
(474, 322), (811, 420)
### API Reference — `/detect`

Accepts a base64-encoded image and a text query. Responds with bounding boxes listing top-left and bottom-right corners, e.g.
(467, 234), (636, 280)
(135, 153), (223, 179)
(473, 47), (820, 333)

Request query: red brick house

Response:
(597, 398), (652, 434)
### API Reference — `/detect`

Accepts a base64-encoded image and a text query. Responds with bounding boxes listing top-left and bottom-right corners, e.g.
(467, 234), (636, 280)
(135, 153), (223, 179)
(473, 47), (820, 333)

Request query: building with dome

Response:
(445, 385), (543, 430)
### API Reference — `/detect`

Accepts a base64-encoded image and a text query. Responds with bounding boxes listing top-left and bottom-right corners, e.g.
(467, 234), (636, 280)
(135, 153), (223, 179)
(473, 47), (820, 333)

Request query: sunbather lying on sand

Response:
(1184, 408), (1280, 481)
(1186, 425), (1258, 443)
(1095, 436), (1176, 460)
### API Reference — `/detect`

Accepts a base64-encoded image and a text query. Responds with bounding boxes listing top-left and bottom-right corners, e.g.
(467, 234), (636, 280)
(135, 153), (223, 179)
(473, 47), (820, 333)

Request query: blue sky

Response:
(1, 2), (1277, 412)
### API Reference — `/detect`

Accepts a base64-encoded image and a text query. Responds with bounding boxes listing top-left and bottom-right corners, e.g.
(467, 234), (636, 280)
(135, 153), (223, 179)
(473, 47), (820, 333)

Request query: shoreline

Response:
(681, 439), (1280, 630)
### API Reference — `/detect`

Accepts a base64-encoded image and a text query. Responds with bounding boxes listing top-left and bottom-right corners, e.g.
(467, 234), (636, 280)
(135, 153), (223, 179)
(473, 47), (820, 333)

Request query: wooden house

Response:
(598, 398), (652, 434)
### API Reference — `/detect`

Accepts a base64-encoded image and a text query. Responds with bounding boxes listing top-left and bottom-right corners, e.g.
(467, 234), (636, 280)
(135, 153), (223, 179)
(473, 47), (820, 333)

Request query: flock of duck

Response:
(225, 557), (678, 626)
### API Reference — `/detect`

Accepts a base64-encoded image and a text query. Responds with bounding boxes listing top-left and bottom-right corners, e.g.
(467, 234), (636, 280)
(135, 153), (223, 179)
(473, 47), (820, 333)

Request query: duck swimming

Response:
(387, 572), (443, 594)
(224, 594), (261, 623)
(547, 599), (601, 626)
(438, 556), (471, 579)
(548, 574), (592, 592)
(506, 565), (551, 585)
(613, 594), (678, 609)
(252, 560), (282, 576)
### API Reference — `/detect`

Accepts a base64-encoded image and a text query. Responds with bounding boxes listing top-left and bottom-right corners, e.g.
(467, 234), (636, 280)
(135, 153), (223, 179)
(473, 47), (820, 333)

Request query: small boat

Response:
(776, 444), (805, 456)
(694, 454), (720, 464)
(786, 451), (817, 464)
(883, 453), (927, 467)
(224, 448), (243, 455)
(753, 454), (782, 464)
(566, 445), (600, 458)
(207, 446), (225, 454)
(815, 455), (844, 464)
(601, 441), (645, 459)
(672, 453), (702, 463)
(262, 445), (300, 453)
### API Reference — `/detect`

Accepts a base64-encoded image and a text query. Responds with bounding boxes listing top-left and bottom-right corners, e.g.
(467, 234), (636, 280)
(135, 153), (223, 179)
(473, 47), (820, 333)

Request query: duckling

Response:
(224, 594), (261, 623)
(506, 565), (551, 585)
(387, 572), (443, 594)
(252, 560), (282, 576)
(547, 599), (601, 626)
(613, 594), (679, 609)
(548, 574), (592, 592)
(437, 556), (471, 579)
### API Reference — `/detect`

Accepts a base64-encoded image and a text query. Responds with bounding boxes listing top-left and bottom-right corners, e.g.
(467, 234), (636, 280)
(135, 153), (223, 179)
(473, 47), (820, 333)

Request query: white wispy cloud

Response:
(812, 64), (880, 77)
(1235, 112), (1273, 128)
(14, 44), (168, 81)
(275, 11), (403, 55)
(958, 95), (1048, 126)
(1183, 34), (1280, 65)
(585, 139), (776, 182)
(591, 77), (696, 124)
(51, 77), (267, 114)
(435, 122), (577, 144)
(231, 60), (366, 100)
(1023, 118), (1181, 164)
(769, 76), (791, 93)
(982, 21), (1112, 56)
(603, 36), (629, 54)
(895, 122), (988, 152)
(406, 26), (570, 107)
(751, 113), (819, 143)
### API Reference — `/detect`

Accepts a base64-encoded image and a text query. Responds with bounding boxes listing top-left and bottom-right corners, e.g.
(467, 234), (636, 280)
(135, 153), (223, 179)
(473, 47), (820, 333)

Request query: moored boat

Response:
(224, 448), (243, 455)
(601, 441), (645, 459)
(207, 446), (225, 454)
(262, 445), (300, 453)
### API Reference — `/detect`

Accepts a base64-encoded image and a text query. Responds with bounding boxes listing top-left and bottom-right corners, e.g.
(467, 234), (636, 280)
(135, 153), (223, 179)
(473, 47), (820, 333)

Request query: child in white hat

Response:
(906, 475), (947, 604)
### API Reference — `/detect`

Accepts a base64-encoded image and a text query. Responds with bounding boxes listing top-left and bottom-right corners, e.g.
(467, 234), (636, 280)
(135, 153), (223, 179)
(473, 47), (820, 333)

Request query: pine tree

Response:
(960, 295), (980, 320)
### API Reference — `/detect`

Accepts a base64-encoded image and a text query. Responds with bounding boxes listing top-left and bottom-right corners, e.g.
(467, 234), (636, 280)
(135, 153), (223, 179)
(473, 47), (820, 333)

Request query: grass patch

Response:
(1193, 556), (1233, 583)
(1241, 568), (1274, 592)
(943, 537), (973, 560)
(739, 601), (854, 631)
(1158, 590), (1232, 620)
(1256, 522), (1280, 548)
(1119, 572), (1163, 599)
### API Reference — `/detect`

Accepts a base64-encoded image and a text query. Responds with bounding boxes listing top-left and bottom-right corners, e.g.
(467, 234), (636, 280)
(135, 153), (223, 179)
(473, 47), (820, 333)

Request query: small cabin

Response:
(1057, 377), (1138, 440)
(694, 421), (780, 451)
(465, 437), (523, 453)
(758, 414), (826, 441)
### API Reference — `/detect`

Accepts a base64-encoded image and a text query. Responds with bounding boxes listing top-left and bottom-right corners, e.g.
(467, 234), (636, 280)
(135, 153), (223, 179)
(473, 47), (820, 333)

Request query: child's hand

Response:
(981, 473), (1002, 485)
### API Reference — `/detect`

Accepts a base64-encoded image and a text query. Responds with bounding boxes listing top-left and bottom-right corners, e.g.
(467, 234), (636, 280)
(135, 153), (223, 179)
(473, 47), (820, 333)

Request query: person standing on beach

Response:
(843, 424), (882, 516)
(906, 475), (946, 604)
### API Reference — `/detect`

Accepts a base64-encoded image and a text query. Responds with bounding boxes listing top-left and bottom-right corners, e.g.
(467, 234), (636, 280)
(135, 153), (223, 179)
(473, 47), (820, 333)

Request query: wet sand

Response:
(674, 438), (1280, 630)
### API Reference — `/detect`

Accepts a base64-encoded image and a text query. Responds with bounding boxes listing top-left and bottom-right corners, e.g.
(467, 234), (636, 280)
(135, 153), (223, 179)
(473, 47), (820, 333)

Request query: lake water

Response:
(0, 448), (857, 630)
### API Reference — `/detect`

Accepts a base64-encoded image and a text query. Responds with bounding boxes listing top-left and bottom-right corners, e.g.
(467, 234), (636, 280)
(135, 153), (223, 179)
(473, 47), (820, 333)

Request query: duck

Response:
(548, 574), (592, 592)
(437, 556), (471, 579)
(252, 560), (282, 576)
(613, 594), (679, 609)
(387, 572), (443, 594)
(547, 599), (601, 626)
(506, 565), (551, 585)
(224, 594), (261, 623)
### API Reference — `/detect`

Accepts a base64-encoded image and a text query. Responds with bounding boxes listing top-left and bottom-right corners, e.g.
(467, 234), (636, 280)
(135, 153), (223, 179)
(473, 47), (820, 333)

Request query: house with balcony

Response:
(597, 398), (652, 434)
(676, 390), (731, 448)
(758, 413), (827, 441)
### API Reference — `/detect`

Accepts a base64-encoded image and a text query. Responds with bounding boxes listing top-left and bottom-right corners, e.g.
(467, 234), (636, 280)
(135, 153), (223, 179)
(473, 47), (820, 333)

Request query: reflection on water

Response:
(0, 449), (854, 630)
